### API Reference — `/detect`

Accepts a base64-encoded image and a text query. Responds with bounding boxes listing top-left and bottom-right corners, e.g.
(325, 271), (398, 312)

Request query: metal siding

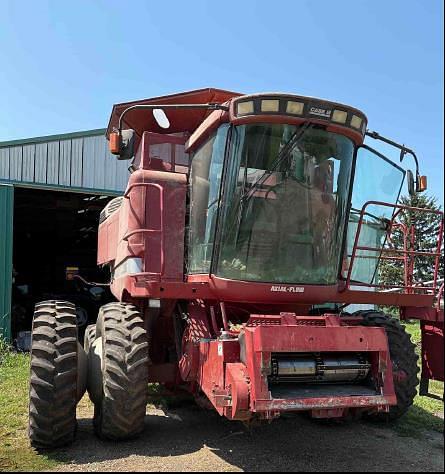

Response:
(0, 185), (13, 342)
(9, 146), (23, 181)
(34, 142), (48, 183)
(46, 141), (59, 185)
(0, 132), (127, 193)
(59, 139), (72, 186)
(104, 147), (118, 190)
(82, 135), (105, 189)
(94, 137), (107, 190)
(71, 138), (83, 187)
(0, 148), (9, 179)
(116, 158), (130, 191)
(22, 144), (35, 182)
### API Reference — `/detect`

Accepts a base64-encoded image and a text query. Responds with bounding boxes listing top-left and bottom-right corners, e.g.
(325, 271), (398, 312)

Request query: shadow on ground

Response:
(45, 400), (443, 472)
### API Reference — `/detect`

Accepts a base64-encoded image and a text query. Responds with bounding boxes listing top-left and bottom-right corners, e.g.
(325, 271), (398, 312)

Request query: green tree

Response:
(379, 193), (444, 288)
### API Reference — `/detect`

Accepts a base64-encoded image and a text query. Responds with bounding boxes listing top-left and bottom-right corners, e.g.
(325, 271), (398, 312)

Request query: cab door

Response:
(346, 145), (405, 285)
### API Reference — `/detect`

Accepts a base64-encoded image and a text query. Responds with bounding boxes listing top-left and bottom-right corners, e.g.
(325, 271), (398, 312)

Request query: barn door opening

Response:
(11, 187), (115, 346)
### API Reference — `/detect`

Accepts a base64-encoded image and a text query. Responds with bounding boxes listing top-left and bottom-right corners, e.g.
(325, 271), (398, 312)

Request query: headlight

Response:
(286, 101), (305, 115)
(261, 99), (280, 112)
(237, 101), (254, 116)
(332, 109), (348, 124)
(350, 115), (363, 129)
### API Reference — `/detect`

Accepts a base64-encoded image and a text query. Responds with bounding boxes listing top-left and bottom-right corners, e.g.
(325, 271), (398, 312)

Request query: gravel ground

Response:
(48, 397), (444, 472)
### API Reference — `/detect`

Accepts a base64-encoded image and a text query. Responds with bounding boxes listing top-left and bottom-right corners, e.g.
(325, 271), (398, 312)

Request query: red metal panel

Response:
(179, 301), (213, 382)
(109, 166), (187, 300)
(187, 274), (435, 307)
(251, 326), (389, 353)
(401, 306), (443, 322)
(254, 395), (395, 412)
(97, 210), (119, 265)
(197, 339), (240, 416)
(111, 273), (436, 307)
(421, 320), (444, 382)
(225, 363), (250, 420)
(189, 319), (396, 420)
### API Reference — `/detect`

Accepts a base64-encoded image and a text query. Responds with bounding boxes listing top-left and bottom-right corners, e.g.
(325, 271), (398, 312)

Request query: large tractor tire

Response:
(28, 301), (87, 449)
(92, 302), (149, 440)
(356, 310), (419, 421)
(83, 324), (96, 354)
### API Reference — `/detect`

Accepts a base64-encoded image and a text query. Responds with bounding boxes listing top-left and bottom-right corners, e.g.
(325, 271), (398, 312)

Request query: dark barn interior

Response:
(11, 188), (114, 340)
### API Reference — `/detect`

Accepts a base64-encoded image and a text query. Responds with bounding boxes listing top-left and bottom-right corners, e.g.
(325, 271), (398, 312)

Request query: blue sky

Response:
(1, 0), (443, 202)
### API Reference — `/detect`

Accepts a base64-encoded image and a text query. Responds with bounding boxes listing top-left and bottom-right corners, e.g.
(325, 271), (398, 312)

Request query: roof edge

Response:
(106, 87), (242, 137)
(0, 128), (107, 148)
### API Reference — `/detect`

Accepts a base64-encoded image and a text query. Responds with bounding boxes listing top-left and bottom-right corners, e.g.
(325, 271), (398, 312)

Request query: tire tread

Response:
(28, 300), (78, 449)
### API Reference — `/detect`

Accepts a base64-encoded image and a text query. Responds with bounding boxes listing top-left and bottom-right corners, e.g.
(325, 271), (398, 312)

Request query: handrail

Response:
(346, 201), (444, 295)
(437, 283), (444, 310)
(382, 278), (444, 294)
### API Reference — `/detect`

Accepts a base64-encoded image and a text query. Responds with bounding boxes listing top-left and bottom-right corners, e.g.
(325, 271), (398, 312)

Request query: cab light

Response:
(350, 115), (363, 129)
(286, 101), (304, 115)
(237, 101), (254, 116)
(261, 99), (280, 112)
(332, 109), (348, 124)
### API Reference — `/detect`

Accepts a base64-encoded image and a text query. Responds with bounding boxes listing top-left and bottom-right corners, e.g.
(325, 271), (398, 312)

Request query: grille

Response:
(99, 196), (124, 224)
(294, 319), (326, 327)
(246, 316), (326, 327)
(247, 317), (281, 327)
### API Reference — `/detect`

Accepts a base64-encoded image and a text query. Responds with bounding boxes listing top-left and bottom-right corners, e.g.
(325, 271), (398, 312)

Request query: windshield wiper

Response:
(233, 123), (313, 243)
(240, 122), (312, 206)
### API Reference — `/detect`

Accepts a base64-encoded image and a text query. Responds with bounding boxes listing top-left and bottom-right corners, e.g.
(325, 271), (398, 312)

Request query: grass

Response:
(0, 342), (59, 472)
(0, 326), (443, 471)
(395, 320), (444, 437)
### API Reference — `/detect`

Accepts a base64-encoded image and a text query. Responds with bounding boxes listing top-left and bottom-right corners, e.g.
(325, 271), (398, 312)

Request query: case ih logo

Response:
(270, 285), (305, 293)
(309, 106), (331, 118)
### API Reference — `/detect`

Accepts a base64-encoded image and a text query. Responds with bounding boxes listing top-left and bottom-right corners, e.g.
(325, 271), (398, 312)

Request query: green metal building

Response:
(0, 129), (129, 341)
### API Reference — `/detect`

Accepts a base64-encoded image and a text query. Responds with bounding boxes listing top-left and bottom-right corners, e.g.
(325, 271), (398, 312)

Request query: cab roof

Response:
(106, 87), (241, 139)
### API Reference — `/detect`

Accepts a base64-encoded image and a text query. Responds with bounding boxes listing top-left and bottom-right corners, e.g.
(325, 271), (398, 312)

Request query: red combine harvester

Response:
(28, 88), (444, 447)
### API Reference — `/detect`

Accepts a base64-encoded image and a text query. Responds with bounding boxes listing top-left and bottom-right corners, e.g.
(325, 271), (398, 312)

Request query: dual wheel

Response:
(28, 301), (149, 449)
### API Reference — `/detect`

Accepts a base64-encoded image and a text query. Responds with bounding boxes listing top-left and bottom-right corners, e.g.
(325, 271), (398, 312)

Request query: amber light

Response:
(418, 175), (428, 192)
(109, 132), (121, 155)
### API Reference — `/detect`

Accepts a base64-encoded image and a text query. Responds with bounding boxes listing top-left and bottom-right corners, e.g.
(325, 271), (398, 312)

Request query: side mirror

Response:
(417, 175), (428, 192)
(406, 170), (415, 196)
(108, 129), (135, 160)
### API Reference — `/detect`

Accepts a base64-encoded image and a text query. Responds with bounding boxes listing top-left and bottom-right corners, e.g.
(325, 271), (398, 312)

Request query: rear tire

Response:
(84, 324), (96, 354)
(28, 301), (80, 449)
(93, 302), (149, 440)
(357, 310), (419, 421)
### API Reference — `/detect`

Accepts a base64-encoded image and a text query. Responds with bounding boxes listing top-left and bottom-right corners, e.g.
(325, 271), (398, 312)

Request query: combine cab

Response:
(28, 88), (443, 447)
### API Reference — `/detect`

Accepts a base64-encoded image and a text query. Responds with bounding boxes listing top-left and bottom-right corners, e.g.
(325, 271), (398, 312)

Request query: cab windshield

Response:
(215, 123), (355, 284)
